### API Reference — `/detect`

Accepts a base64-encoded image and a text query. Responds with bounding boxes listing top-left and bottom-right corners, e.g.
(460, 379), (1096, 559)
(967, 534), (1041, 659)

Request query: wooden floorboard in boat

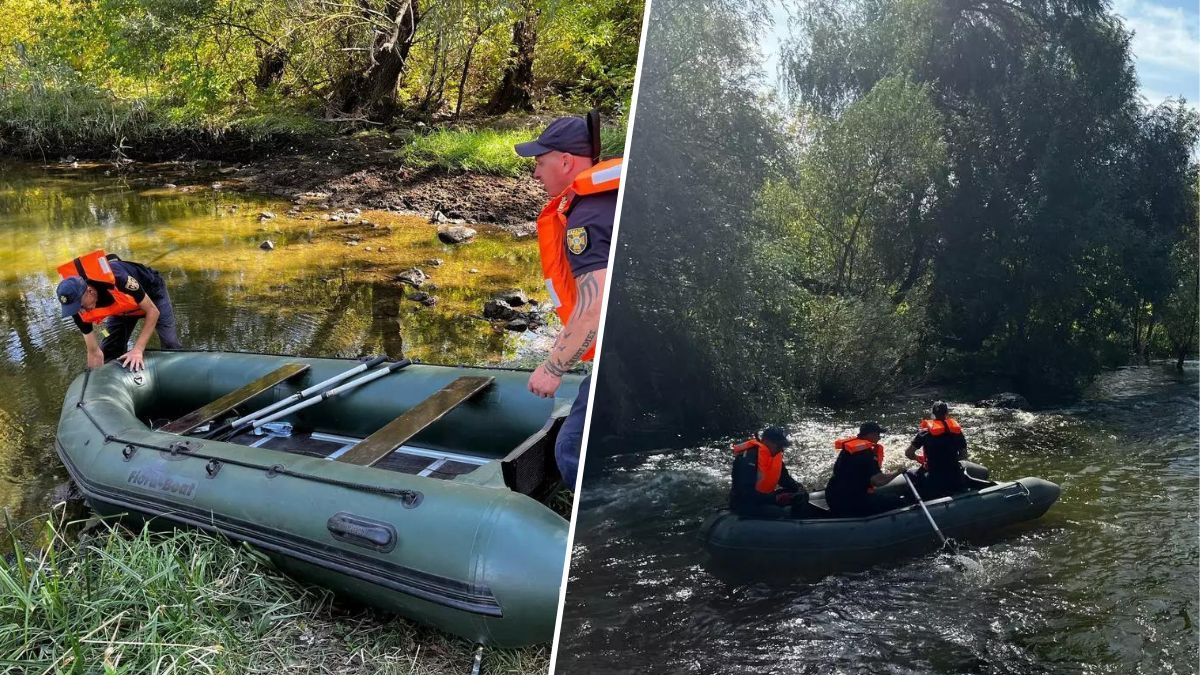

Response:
(335, 376), (494, 467)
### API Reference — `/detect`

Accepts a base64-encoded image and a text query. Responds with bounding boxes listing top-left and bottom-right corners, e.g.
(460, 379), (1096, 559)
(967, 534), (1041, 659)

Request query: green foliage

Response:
(596, 0), (1197, 452)
(0, 0), (643, 155)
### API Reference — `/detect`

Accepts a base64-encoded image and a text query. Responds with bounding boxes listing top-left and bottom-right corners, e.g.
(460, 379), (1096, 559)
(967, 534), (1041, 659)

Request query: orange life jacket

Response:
(834, 436), (886, 493)
(914, 417), (963, 467)
(732, 438), (784, 494)
(57, 249), (145, 324)
(920, 417), (962, 436)
(535, 158), (622, 362)
(834, 437), (885, 469)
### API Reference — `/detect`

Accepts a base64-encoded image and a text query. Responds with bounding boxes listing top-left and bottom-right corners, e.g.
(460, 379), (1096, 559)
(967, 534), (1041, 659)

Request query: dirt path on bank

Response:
(42, 133), (546, 230)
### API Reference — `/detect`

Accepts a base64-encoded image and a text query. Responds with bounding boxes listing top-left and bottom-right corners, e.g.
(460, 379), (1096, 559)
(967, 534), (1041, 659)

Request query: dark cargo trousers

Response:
(100, 283), (182, 361)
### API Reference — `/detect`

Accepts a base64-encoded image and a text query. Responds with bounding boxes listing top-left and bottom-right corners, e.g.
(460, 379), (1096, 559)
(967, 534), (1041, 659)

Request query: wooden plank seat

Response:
(160, 363), (310, 435)
(335, 376), (495, 467)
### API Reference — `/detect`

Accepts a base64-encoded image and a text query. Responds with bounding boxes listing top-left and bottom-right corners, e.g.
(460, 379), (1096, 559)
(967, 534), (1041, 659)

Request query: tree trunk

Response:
(328, 0), (420, 121)
(454, 32), (482, 119)
(1143, 314), (1158, 363)
(485, 1), (538, 114)
(253, 45), (289, 91)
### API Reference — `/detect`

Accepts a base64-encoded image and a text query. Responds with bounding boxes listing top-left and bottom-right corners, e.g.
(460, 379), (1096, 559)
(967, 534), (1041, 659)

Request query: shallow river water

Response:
(0, 161), (548, 521)
(558, 365), (1198, 674)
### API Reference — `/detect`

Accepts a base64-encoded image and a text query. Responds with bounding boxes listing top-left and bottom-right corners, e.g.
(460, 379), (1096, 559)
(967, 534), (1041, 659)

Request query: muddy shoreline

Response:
(13, 131), (547, 230)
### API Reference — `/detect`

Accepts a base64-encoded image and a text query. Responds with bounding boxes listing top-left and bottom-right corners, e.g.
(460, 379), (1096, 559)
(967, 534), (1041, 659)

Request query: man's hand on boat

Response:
(528, 363), (562, 398)
(774, 491), (801, 506)
(117, 347), (146, 372)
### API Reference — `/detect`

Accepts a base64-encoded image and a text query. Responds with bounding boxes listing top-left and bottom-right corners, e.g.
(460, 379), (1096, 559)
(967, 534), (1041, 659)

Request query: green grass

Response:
(399, 126), (628, 177)
(399, 129), (538, 177)
(0, 512), (550, 674)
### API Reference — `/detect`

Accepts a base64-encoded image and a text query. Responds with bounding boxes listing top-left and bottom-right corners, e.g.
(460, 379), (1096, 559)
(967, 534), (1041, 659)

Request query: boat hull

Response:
(700, 477), (1060, 579)
(56, 351), (580, 647)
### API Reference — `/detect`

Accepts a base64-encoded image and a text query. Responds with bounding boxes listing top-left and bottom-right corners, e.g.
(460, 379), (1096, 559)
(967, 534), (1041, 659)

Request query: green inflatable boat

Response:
(55, 350), (581, 647)
(700, 472), (1060, 579)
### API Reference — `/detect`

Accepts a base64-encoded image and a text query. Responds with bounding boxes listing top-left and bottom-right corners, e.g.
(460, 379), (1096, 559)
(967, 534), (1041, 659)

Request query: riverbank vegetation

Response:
(594, 0), (1198, 448)
(0, 0), (643, 160)
(0, 512), (546, 673)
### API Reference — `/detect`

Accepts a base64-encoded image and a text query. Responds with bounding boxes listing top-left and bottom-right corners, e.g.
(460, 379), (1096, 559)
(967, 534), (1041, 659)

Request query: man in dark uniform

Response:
(514, 116), (620, 488)
(824, 421), (911, 517)
(56, 255), (181, 372)
(904, 401), (971, 499)
(729, 426), (809, 518)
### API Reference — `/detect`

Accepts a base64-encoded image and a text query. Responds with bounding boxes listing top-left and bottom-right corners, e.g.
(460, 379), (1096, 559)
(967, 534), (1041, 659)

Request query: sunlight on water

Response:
(562, 365), (1199, 674)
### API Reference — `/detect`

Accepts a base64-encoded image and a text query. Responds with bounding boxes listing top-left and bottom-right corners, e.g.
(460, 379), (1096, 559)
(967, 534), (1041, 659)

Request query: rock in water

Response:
(407, 291), (438, 307)
(259, 240), (275, 250)
(437, 225), (476, 244)
(978, 392), (1030, 410)
(483, 299), (520, 321)
(495, 289), (530, 307)
(394, 268), (428, 288)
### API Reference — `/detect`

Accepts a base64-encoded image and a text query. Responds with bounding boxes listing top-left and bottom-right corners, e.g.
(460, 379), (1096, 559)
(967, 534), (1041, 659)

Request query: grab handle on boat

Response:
(327, 512), (397, 552)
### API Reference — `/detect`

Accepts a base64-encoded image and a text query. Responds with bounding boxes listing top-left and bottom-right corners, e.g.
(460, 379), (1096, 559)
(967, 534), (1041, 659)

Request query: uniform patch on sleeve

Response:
(566, 227), (588, 255)
(124, 276), (140, 291)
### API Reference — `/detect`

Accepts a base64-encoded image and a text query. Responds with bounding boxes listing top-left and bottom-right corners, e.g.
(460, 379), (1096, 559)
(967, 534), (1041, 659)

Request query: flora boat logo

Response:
(127, 468), (198, 501)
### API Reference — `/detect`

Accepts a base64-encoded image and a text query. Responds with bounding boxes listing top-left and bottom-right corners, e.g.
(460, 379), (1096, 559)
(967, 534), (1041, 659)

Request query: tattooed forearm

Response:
(542, 269), (605, 375)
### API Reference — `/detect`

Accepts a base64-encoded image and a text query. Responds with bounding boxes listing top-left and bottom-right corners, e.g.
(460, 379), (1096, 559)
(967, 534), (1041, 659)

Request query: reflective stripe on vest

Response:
(920, 418), (962, 436)
(58, 249), (145, 323)
(534, 158), (622, 362)
(732, 438), (783, 494)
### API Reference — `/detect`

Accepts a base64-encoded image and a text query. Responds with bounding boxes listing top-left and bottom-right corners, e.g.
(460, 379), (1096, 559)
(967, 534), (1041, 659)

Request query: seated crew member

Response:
(55, 250), (181, 372)
(904, 401), (971, 499)
(729, 426), (809, 518)
(824, 421), (909, 517)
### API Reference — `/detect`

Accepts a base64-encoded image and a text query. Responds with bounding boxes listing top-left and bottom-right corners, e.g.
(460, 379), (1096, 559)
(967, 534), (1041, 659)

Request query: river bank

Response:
(22, 127), (548, 229)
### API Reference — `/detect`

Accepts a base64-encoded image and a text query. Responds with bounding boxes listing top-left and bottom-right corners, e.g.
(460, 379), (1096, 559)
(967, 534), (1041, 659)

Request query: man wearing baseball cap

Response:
(55, 250), (181, 372)
(515, 114), (622, 489)
(824, 421), (912, 516)
(729, 426), (810, 518)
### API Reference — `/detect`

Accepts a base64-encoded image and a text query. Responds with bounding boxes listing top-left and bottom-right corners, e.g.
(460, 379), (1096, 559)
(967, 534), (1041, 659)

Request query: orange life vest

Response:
(834, 436), (886, 493)
(920, 417), (962, 436)
(732, 438), (784, 494)
(834, 437), (886, 468)
(535, 158), (622, 362)
(57, 249), (145, 324)
(914, 417), (963, 467)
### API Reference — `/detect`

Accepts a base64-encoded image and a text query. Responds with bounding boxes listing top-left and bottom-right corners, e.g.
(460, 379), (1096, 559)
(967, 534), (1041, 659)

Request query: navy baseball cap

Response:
(57, 276), (87, 317)
(514, 117), (593, 157)
(761, 426), (792, 447)
(859, 421), (889, 436)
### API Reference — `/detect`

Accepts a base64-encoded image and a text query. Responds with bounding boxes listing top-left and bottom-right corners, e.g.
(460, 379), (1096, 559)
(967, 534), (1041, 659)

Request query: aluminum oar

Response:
(227, 358), (412, 438)
(204, 355), (388, 439)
